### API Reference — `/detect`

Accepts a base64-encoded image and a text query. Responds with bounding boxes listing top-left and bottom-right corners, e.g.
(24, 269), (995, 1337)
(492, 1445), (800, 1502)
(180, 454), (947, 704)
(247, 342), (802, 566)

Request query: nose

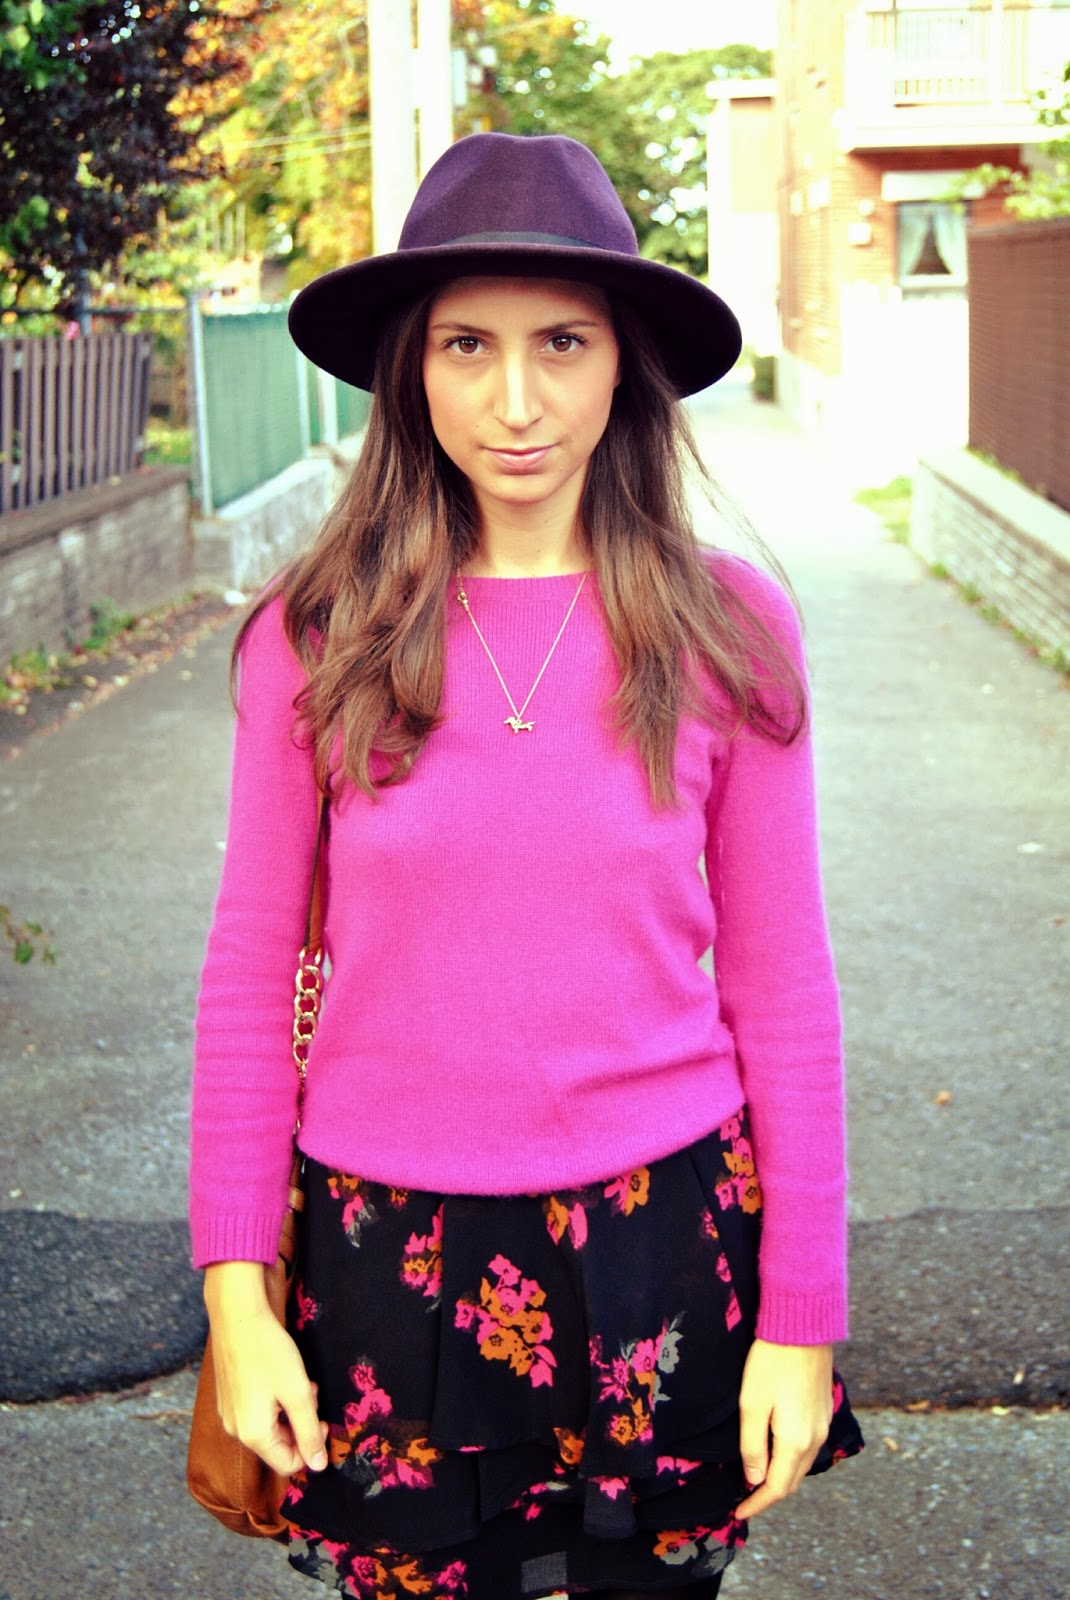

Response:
(492, 350), (543, 432)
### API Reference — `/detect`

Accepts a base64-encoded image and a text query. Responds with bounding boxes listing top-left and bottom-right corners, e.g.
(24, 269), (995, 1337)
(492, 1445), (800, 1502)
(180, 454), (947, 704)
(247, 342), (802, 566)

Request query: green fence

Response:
(305, 360), (371, 448)
(190, 302), (370, 514)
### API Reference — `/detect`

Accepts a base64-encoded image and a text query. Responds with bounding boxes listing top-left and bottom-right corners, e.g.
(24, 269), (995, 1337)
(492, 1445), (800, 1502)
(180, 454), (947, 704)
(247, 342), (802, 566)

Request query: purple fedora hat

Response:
(288, 132), (741, 397)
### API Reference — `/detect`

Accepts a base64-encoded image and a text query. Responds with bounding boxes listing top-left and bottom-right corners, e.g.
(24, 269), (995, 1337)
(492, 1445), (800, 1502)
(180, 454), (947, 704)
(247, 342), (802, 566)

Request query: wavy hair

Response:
(233, 287), (806, 809)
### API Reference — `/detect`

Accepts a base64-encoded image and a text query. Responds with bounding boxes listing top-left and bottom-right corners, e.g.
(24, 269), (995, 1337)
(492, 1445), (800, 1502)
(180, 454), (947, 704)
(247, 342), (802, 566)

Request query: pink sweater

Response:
(190, 553), (848, 1344)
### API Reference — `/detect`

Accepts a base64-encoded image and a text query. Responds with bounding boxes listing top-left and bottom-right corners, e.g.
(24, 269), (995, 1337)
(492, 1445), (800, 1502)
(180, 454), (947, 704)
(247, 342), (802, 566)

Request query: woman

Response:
(191, 133), (863, 1600)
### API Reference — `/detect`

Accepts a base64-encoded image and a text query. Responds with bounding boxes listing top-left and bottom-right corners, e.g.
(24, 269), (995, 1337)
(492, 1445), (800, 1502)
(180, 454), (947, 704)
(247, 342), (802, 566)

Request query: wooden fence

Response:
(0, 331), (153, 516)
(969, 217), (1069, 516)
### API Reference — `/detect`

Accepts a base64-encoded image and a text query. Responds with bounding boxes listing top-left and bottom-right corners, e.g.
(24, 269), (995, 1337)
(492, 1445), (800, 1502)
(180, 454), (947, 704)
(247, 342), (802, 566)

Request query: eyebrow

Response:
(428, 318), (605, 337)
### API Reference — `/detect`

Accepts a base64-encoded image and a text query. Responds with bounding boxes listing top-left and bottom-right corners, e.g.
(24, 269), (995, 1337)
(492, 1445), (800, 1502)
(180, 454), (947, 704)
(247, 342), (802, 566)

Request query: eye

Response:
(547, 333), (586, 353)
(446, 335), (483, 355)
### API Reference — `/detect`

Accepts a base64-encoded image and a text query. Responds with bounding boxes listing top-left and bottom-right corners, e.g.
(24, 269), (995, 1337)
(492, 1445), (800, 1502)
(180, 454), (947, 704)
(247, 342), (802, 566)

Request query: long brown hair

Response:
(233, 286), (806, 809)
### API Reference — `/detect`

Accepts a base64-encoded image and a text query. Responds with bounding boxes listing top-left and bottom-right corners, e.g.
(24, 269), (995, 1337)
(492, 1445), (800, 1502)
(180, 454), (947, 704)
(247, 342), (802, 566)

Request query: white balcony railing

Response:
(847, 2), (1070, 109)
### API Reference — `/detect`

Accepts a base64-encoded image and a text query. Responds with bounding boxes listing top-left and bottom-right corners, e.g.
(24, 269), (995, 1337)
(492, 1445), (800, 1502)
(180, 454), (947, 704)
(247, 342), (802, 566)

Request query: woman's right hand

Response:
(203, 1261), (329, 1477)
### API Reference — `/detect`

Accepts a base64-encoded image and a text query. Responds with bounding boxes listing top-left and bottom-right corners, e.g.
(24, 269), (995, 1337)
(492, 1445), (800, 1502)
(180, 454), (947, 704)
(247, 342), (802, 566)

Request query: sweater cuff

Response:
(190, 1209), (286, 1270)
(754, 1287), (849, 1346)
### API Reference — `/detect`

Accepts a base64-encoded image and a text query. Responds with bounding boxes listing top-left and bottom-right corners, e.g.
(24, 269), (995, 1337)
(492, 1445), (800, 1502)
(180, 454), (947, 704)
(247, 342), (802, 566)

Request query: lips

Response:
(485, 445), (553, 471)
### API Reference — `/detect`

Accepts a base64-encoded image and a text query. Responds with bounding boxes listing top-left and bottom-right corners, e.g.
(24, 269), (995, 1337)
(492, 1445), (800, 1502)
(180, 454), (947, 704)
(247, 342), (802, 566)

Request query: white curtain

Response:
(932, 204), (968, 279)
(898, 202), (968, 280)
(897, 204), (931, 278)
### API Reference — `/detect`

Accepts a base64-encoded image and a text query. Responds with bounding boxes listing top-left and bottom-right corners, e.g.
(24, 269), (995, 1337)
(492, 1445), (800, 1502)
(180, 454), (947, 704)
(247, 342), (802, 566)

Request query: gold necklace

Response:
(455, 572), (589, 734)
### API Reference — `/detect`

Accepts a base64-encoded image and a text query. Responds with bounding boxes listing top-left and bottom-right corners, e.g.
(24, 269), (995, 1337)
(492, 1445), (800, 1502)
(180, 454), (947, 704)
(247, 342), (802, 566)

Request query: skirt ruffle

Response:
(281, 1113), (863, 1598)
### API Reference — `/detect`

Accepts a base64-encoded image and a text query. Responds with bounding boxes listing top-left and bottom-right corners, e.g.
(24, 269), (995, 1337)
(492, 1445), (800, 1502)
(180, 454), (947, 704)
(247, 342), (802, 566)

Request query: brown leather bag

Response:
(186, 799), (328, 1539)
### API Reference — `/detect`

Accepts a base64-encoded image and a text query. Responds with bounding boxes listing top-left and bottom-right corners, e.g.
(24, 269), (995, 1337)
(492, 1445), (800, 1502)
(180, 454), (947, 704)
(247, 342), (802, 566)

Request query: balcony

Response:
(839, 2), (1070, 153)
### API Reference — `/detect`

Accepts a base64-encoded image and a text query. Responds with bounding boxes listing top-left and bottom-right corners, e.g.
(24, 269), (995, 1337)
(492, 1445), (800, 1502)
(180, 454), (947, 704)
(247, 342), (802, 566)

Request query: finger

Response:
(735, 1449), (796, 1519)
(279, 1381), (329, 1472)
(738, 1407), (770, 1493)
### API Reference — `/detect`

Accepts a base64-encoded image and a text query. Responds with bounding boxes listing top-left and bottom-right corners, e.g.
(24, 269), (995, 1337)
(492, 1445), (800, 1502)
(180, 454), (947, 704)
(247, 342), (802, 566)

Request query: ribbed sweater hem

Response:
(193, 1211), (285, 1270)
(755, 1289), (849, 1346)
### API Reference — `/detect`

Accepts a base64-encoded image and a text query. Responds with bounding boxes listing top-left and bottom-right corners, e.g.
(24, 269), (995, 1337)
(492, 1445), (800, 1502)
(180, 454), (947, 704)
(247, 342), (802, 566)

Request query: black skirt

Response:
(282, 1111), (863, 1598)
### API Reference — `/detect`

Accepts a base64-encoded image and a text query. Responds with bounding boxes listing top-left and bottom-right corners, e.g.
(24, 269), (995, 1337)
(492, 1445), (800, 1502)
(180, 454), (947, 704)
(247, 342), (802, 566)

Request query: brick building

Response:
(775, 0), (1070, 481)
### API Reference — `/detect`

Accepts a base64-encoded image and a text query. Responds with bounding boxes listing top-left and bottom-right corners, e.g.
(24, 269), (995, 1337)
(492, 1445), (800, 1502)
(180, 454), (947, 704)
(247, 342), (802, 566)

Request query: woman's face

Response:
(422, 276), (620, 528)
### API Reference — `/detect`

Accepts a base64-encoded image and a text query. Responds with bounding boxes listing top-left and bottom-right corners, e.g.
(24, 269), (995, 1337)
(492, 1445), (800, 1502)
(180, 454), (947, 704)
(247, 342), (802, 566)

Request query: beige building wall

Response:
(706, 83), (779, 356)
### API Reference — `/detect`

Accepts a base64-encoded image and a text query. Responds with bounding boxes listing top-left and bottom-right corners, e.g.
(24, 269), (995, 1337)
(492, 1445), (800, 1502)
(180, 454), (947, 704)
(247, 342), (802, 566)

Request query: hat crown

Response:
(398, 133), (639, 258)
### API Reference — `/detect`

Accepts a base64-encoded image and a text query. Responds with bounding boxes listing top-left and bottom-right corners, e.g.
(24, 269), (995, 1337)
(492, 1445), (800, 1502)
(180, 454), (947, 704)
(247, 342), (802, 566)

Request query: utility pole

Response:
(415, 0), (453, 179)
(367, 0), (418, 253)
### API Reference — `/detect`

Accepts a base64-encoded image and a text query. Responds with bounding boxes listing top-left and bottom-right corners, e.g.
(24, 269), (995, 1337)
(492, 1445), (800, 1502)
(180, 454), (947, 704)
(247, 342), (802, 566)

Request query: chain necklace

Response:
(455, 572), (589, 734)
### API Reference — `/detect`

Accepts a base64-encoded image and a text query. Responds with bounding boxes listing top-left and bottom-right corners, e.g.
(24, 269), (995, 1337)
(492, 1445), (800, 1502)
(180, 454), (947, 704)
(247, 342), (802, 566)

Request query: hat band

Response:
(447, 230), (601, 249)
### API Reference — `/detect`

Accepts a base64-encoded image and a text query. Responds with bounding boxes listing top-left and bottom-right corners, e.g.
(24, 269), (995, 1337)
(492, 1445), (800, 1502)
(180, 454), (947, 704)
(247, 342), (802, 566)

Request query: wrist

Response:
(203, 1259), (271, 1321)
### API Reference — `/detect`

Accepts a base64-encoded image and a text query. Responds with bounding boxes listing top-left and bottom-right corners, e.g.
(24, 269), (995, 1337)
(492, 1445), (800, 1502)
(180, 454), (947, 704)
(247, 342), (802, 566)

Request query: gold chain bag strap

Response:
(186, 795), (328, 1539)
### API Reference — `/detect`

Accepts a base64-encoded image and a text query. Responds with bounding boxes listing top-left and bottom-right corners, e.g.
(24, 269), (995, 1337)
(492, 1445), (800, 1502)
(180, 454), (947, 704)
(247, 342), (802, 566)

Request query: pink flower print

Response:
(400, 1206), (443, 1306)
(656, 1455), (702, 1477)
(715, 1252), (731, 1285)
(294, 1281), (320, 1331)
(543, 1194), (589, 1248)
(604, 1166), (650, 1215)
(458, 1257), (556, 1388)
(488, 1253), (519, 1286)
(341, 1191), (378, 1244)
(725, 1289), (741, 1330)
(327, 1172), (380, 1246)
(631, 1338), (660, 1374)
(594, 1475), (630, 1500)
(439, 1561), (467, 1592)
(345, 1361), (392, 1429)
(718, 1110), (743, 1142)
(610, 1355), (631, 1394)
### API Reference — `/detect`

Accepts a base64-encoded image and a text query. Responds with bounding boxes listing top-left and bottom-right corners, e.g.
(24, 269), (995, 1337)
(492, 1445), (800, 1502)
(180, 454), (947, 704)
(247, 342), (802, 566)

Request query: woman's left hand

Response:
(734, 1338), (834, 1519)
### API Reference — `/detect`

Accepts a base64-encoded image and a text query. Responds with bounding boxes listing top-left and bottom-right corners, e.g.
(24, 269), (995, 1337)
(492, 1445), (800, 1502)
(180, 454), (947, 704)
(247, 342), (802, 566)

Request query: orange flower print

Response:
(400, 1205), (443, 1306)
(285, 1535), (467, 1599)
(454, 1254), (556, 1388)
(654, 1528), (699, 1564)
(653, 1520), (744, 1570)
(324, 1360), (443, 1496)
(327, 1171), (380, 1247)
(713, 1116), (763, 1215)
(543, 1194), (589, 1248)
(591, 1316), (683, 1448)
(604, 1165), (650, 1216)
(554, 1426), (586, 1467)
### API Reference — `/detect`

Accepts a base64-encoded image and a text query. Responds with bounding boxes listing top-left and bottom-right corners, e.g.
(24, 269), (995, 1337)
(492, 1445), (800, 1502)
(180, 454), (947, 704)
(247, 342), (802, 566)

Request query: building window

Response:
(897, 200), (968, 288)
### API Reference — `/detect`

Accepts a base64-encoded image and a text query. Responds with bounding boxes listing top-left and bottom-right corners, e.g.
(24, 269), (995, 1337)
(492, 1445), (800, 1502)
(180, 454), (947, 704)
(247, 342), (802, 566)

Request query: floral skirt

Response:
(281, 1111), (864, 1599)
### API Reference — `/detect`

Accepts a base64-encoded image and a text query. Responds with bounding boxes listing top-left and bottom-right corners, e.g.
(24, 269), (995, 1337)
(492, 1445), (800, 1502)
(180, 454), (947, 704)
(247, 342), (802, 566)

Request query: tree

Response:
(0, 0), (257, 312)
(964, 62), (1070, 219)
(609, 45), (773, 274)
(455, 8), (772, 275)
(1, 0), (79, 89)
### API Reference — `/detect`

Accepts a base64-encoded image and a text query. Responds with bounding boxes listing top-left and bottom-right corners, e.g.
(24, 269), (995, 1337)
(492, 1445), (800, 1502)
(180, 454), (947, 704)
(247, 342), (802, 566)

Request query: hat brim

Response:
(288, 242), (742, 398)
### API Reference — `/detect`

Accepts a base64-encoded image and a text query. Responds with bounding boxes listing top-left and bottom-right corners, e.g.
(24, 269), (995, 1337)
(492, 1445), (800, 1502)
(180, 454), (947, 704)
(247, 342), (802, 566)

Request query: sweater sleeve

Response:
(189, 594), (322, 1268)
(703, 556), (848, 1344)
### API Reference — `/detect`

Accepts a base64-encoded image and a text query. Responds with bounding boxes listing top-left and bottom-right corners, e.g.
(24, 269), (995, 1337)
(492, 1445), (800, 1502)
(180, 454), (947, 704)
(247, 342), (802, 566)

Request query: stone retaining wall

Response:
(191, 437), (364, 592)
(0, 468), (191, 663)
(911, 450), (1070, 659)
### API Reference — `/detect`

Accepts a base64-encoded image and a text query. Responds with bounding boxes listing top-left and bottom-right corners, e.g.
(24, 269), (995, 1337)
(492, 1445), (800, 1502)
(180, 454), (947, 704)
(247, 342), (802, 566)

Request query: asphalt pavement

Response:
(1, 377), (1066, 1597)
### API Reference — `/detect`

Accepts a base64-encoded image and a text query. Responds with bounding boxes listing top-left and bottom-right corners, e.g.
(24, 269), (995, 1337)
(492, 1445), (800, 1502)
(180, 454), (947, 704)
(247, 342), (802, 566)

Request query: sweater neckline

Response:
(456, 570), (592, 583)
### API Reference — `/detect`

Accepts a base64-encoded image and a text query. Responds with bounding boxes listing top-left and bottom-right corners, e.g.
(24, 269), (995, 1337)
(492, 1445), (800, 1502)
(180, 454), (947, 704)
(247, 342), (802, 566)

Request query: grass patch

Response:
(855, 476), (913, 543)
(1, 903), (56, 965)
(143, 420), (192, 467)
(4, 598), (144, 704)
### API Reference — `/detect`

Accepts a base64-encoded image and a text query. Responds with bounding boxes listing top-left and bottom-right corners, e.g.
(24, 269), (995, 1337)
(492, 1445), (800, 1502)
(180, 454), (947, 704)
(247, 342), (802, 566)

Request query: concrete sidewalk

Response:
(1, 379), (1067, 1597)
